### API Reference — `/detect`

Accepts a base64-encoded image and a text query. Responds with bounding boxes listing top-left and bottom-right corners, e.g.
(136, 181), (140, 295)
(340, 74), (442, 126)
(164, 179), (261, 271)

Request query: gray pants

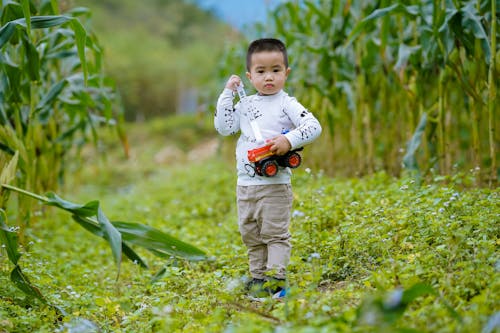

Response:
(237, 184), (293, 280)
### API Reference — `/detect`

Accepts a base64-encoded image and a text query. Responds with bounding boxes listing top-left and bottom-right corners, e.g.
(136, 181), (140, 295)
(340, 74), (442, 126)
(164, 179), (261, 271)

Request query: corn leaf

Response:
(0, 209), (21, 265)
(394, 44), (421, 71)
(72, 215), (148, 268)
(461, 2), (490, 42)
(0, 16), (76, 49)
(22, 37), (40, 81)
(112, 221), (207, 261)
(35, 79), (68, 113)
(2, 185), (208, 275)
(69, 19), (87, 84)
(97, 206), (122, 278)
(45, 192), (99, 217)
(403, 112), (427, 171)
(11, 265), (47, 303)
(121, 242), (148, 268)
(0, 1), (24, 25)
(346, 4), (401, 45)
(20, 0), (31, 36)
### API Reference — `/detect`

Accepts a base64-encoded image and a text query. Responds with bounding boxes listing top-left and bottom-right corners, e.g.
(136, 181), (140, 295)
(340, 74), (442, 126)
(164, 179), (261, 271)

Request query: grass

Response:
(0, 115), (498, 332)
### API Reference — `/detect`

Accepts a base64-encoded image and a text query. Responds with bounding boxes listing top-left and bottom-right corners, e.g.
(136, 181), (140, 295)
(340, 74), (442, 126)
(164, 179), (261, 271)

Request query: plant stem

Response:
(488, 0), (497, 186)
(0, 184), (49, 203)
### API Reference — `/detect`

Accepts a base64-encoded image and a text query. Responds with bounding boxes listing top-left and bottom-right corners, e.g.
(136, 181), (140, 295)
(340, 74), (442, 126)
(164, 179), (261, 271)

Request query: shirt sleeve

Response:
(283, 97), (322, 150)
(214, 88), (240, 136)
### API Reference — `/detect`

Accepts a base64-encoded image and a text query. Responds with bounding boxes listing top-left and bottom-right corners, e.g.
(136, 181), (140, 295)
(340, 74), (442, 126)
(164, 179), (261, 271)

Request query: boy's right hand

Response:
(225, 75), (241, 91)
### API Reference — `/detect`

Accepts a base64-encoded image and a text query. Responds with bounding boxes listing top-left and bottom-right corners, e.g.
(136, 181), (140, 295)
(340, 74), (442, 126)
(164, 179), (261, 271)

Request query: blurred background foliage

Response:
(71, 0), (497, 184)
(1, 0), (497, 193)
(72, 0), (240, 121)
(219, 0), (499, 184)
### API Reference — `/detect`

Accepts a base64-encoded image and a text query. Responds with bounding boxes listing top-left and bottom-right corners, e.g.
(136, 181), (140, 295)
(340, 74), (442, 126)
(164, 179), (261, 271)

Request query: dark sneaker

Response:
(271, 287), (288, 299)
(245, 278), (268, 301)
(265, 278), (288, 300)
(245, 278), (265, 291)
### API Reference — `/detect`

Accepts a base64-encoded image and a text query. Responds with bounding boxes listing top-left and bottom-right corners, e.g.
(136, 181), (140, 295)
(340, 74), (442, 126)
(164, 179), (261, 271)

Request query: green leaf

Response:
(97, 207), (122, 278)
(20, 0), (31, 35)
(29, 15), (73, 29)
(0, 1), (23, 26)
(112, 221), (207, 261)
(401, 283), (437, 304)
(0, 209), (21, 265)
(460, 2), (491, 61)
(11, 265), (47, 303)
(22, 36), (40, 81)
(403, 112), (427, 171)
(0, 16), (74, 49)
(51, 199), (123, 272)
(0, 22), (18, 50)
(69, 19), (88, 84)
(72, 215), (148, 268)
(346, 4), (401, 45)
(35, 79), (68, 112)
(346, 4), (419, 45)
(122, 242), (148, 268)
(71, 214), (102, 236)
(45, 192), (99, 217)
(394, 44), (421, 71)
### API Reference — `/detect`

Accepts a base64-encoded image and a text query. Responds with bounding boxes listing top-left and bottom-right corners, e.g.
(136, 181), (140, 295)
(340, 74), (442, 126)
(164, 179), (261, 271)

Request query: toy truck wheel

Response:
(284, 152), (302, 168)
(262, 160), (278, 177)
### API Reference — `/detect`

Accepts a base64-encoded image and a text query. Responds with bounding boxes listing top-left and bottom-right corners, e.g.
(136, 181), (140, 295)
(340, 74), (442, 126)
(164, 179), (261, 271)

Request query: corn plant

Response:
(218, 0), (498, 185)
(0, 0), (208, 314)
(0, 0), (128, 216)
(0, 152), (206, 310)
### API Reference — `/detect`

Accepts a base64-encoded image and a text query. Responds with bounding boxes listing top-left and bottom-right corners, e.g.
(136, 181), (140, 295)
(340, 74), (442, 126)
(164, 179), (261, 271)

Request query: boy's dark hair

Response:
(246, 38), (288, 71)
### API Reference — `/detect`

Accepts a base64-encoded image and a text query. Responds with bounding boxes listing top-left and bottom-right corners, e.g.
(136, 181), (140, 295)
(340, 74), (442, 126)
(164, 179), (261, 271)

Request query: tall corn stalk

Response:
(488, 0), (497, 186)
(215, 0), (497, 183)
(0, 1), (127, 226)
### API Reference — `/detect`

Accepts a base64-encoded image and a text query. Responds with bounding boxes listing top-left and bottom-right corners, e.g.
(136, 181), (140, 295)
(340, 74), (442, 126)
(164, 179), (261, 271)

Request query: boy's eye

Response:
(257, 70), (264, 74)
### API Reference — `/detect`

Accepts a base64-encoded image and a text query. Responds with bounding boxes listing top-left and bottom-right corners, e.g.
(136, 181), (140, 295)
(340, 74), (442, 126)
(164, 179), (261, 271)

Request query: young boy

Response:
(215, 38), (322, 299)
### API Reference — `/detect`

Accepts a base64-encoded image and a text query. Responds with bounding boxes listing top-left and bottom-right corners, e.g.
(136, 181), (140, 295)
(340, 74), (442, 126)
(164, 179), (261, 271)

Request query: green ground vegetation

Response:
(0, 116), (498, 332)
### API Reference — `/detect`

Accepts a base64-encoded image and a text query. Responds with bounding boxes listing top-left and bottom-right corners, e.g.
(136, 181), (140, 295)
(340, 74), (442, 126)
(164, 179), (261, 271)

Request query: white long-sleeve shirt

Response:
(215, 88), (322, 186)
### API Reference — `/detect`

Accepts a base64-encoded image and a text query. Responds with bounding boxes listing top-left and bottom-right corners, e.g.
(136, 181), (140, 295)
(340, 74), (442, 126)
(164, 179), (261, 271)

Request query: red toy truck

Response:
(247, 144), (303, 177)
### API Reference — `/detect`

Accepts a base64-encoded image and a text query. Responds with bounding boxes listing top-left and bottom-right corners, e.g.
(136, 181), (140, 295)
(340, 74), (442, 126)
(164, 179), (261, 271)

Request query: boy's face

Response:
(246, 51), (290, 96)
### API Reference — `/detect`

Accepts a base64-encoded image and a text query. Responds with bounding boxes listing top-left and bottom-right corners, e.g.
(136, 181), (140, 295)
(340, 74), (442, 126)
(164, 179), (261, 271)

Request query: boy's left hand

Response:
(269, 135), (292, 156)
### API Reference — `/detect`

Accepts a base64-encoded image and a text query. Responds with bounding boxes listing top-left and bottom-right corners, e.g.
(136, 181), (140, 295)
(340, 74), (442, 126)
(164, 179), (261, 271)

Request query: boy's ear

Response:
(246, 72), (251, 80)
(286, 67), (291, 76)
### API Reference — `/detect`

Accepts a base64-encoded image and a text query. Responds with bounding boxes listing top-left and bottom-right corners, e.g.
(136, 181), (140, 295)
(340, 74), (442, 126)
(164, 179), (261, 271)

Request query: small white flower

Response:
(384, 288), (403, 309)
(305, 168), (311, 174)
(292, 210), (305, 217)
(308, 253), (321, 261)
